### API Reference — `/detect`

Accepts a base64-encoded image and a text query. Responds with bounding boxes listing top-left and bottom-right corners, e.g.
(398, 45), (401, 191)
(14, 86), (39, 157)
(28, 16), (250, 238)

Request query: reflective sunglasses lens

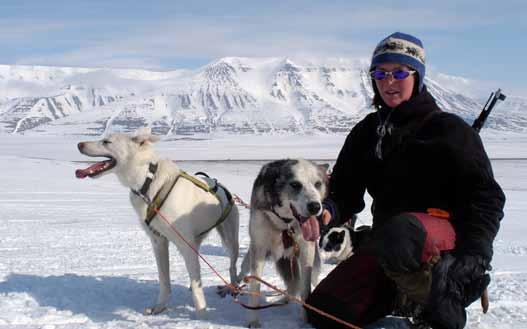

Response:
(392, 70), (411, 80)
(371, 70), (387, 80)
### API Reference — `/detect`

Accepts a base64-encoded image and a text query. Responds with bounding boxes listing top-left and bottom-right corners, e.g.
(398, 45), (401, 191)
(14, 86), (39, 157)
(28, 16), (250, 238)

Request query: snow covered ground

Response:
(1, 133), (526, 328)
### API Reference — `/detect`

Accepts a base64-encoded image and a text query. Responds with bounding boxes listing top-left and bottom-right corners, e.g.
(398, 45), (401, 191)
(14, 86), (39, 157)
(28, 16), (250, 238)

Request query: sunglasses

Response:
(370, 69), (416, 81)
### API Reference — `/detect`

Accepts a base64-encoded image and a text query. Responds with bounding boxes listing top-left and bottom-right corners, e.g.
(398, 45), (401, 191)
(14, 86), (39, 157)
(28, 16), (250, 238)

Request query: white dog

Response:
(237, 159), (328, 328)
(75, 128), (239, 316)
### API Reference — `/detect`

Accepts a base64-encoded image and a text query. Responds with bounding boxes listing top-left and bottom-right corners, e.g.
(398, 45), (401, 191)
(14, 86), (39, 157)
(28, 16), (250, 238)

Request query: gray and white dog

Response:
(237, 159), (328, 328)
(75, 128), (240, 317)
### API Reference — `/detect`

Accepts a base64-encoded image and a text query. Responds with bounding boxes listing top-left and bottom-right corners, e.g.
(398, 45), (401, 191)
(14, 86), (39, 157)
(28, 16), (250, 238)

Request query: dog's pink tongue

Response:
(75, 162), (105, 179)
(75, 169), (88, 179)
(301, 217), (320, 241)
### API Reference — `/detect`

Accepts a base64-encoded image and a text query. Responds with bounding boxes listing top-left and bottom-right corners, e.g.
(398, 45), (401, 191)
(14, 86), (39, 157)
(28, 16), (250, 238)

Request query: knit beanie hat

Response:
(370, 32), (426, 91)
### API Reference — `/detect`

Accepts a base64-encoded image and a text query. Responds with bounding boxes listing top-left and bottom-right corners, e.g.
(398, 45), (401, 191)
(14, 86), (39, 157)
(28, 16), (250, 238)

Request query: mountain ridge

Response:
(0, 57), (525, 136)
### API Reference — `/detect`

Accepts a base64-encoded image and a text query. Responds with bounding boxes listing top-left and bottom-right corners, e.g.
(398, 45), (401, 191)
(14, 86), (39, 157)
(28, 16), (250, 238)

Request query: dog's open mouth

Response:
(291, 203), (321, 241)
(290, 204), (310, 224)
(75, 157), (117, 179)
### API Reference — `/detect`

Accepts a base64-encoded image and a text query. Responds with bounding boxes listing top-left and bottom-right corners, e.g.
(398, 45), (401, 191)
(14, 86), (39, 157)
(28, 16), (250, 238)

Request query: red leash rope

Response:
(152, 207), (236, 289)
(232, 193), (251, 209)
(242, 275), (362, 329)
(151, 206), (362, 329)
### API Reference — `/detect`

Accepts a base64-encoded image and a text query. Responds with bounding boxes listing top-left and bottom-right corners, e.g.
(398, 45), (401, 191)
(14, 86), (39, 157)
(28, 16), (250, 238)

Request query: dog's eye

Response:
(102, 140), (111, 145)
(290, 181), (302, 190)
(315, 181), (322, 189)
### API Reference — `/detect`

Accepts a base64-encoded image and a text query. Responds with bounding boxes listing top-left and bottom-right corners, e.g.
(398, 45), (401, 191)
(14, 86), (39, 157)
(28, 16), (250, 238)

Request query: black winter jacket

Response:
(329, 87), (505, 261)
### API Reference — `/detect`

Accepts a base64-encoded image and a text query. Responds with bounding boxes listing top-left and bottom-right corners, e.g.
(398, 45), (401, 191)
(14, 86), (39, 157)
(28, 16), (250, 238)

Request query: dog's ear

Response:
(318, 163), (330, 172)
(260, 165), (282, 208)
(256, 160), (289, 208)
(318, 163), (331, 178)
(132, 127), (160, 146)
(338, 230), (346, 241)
(316, 162), (330, 195)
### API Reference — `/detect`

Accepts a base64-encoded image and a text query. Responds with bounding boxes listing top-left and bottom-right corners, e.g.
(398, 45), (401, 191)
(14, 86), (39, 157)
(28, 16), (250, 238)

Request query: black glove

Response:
(422, 253), (491, 329)
(446, 253), (491, 307)
(351, 225), (372, 250)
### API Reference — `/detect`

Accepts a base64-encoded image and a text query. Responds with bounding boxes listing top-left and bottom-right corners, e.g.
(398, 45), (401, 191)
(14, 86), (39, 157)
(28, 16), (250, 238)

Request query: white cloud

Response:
(14, 18), (368, 69)
(3, 2), (525, 95)
(3, 4), (517, 69)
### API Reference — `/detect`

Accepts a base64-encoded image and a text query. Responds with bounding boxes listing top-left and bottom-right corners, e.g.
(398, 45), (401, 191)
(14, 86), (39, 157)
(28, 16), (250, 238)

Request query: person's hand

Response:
(319, 208), (332, 225)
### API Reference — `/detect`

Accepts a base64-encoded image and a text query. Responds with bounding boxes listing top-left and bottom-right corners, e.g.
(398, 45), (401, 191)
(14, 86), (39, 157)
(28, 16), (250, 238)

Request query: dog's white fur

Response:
(236, 159), (328, 328)
(77, 128), (239, 316)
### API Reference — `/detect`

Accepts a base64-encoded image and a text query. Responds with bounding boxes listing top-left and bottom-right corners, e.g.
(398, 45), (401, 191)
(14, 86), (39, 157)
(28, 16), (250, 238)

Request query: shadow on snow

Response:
(0, 272), (282, 326)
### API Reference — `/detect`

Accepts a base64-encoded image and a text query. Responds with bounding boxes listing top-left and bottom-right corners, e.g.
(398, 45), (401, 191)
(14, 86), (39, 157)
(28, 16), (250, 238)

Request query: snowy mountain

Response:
(483, 95), (527, 131)
(0, 58), (524, 136)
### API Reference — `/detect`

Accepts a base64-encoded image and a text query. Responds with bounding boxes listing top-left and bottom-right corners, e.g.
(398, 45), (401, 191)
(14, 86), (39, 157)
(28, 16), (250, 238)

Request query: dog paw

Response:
(247, 320), (261, 328)
(143, 305), (167, 315)
(194, 308), (208, 319)
(264, 294), (289, 304)
(216, 284), (236, 298)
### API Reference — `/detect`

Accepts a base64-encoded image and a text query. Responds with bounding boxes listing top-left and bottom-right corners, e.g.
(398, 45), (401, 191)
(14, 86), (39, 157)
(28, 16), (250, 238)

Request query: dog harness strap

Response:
(171, 171), (235, 237)
(282, 228), (295, 249)
(198, 197), (234, 237)
(145, 175), (181, 226)
(141, 163), (158, 196)
(132, 162), (158, 204)
(142, 170), (235, 233)
(193, 175), (235, 237)
(180, 171), (212, 192)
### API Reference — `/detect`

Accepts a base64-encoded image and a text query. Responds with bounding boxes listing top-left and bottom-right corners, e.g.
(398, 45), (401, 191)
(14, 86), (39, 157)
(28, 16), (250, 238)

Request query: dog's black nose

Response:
(307, 202), (321, 215)
(78, 142), (85, 151)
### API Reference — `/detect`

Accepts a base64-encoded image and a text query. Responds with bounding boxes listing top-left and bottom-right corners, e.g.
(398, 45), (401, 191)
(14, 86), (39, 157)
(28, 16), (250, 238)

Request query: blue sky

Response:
(1, 0), (525, 96)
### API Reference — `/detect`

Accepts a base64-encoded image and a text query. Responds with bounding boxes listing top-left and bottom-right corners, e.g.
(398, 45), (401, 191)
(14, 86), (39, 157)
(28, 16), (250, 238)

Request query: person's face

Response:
(374, 62), (416, 108)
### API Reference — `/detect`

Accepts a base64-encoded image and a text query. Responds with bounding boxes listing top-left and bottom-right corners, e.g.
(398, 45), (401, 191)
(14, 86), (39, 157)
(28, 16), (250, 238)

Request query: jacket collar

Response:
(377, 86), (440, 126)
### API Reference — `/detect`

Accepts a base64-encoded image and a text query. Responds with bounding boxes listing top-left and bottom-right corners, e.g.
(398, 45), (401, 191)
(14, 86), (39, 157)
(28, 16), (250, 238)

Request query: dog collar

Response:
(272, 209), (294, 224)
(131, 162), (158, 203)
